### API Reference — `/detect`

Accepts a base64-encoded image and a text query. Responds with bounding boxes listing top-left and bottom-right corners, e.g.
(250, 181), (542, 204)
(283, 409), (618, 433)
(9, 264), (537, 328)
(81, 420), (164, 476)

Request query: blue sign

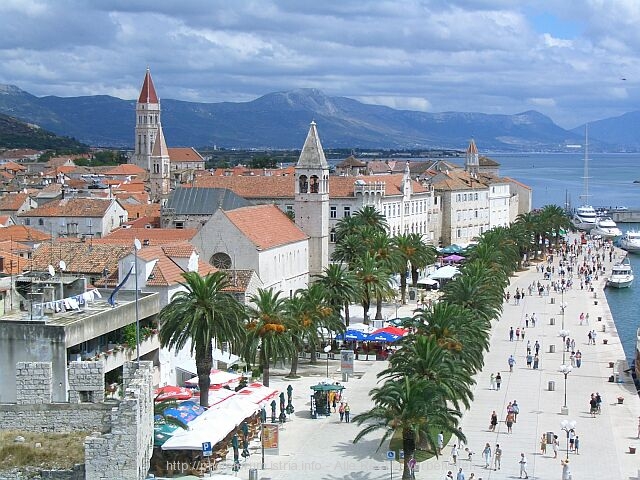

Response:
(386, 451), (396, 460)
(202, 441), (212, 457)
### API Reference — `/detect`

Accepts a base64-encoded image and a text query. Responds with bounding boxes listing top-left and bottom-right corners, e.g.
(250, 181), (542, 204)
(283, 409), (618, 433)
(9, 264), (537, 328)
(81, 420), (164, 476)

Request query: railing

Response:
(82, 333), (160, 372)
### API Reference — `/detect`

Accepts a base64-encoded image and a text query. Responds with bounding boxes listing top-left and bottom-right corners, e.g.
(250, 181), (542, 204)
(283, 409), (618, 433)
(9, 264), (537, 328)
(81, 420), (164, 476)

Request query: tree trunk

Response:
(195, 345), (213, 408)
(411, 266), (419, 288)
(309, 344), (317, 365)
(375, 293), (383, 320)
(261, 349), (270, 387)
(286, 348), (300, 378)
(362, 293), (371, 324)
(344, 302), (351, 327)
(400, 271), (407, 305)
(402, 429), (416, 479)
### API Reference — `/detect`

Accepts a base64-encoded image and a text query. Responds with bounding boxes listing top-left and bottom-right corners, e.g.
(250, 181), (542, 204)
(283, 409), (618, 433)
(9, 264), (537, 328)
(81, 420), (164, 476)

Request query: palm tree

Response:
(392, 233), (437, 303)
(540, 204), (571, 249)
(158, 271), (247, 407)
(245, 288), (295, 387)
(380, 335), (475, 410)
(314, 263), (360, 326)
(354, 252), (393, 323)
(353, 377), (464, 479)
(368, 231), (401, 319)
(331, 233), (366, 267)
(352, 205), (388, 232)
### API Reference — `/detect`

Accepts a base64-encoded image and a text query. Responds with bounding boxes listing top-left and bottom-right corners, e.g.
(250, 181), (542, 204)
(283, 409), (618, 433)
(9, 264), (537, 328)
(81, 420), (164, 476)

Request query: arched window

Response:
(299, 175), (308, 193)
(310, 175), (319, 193)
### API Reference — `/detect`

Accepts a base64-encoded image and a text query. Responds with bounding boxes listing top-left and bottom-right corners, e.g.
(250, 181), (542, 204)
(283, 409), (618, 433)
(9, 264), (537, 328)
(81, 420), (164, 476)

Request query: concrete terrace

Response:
(206, 242), (639, 480)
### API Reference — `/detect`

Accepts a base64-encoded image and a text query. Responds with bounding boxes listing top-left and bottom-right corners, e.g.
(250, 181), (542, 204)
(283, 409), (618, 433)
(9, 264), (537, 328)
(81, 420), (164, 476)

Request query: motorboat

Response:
(619, 230), (640, 253)
(571, 205), (597, 231)
(591, 216), (622, 239)
(606, 258), (634, 288)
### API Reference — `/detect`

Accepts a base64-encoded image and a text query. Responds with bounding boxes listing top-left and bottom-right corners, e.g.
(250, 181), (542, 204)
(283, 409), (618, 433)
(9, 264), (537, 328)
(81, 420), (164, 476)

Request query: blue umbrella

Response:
(363, 331), (401, 342)
(335, 329), (367, 341)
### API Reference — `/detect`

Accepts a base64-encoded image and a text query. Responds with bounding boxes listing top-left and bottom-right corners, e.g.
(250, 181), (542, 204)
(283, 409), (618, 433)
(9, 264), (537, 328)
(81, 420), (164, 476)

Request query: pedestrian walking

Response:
(525, 313), (529, 328)
(515, 327), (520, 341)
(570, 351), (576, 367)
(489, 411), (498, 431)
(456, 467), (465, 480)
(569, 429), (575, 451)
(445, 471), (454, 479)
(595, 392), (602, 413)
(508, 355), (516, 372)
(521, 328), (525, 341)
(579, 312), (584, 325)
(526, 353), (533, 368)
(506, 412), (515, 433)
(438, 431), (444, 454)
(575, 350), (582, 368)
(408, 456), (417, 479)
(552, 435), (559, 458)
(540, 433), (547, 455)
(518, 453), (528, 479)
(509, 327), (514, 341)
(344, 402), (350, 423)
(534, 340), (540, 355)
(531, 313), (536, 327)
(570, 338), (576, 351)
(490, 373), (496, 390)
(533, 354), (540, 369)
(574, 435), (580, 454)
(482, 443), (492, 468)
(494, 444), (502, 470)
(338, 402), (345, 422)
(511, 400), (520, 422)
(496, 372), (502, 390)
(561, 458), (572, 480)
(588, 331), (593, 345)
(451, 444), (458, 465)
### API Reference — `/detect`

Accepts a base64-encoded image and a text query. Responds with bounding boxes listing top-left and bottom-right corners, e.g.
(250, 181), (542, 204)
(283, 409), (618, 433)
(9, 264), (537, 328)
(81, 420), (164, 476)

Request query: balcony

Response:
(79, 333), (160, 373)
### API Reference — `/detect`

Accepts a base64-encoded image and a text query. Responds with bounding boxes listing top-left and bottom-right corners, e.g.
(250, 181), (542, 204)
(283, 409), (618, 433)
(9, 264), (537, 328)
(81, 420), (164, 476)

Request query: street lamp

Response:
(558, 329), (570, 364)
(558, 364), (572, 415)
(560, 419), (576, 460)
(324, 345), (332, 378)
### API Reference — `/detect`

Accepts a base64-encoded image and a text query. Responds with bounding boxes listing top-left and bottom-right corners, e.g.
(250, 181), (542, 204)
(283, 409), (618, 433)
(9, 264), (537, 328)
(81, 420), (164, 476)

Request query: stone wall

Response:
(68, 361), (105, 404)
(0, 402), (113, 433)
(16, 362), (52, 405)
(84, 361), (154, 480)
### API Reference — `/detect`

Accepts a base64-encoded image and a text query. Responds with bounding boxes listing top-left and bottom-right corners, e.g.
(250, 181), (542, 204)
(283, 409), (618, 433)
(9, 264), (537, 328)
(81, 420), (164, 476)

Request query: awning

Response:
(428, 265), (460, 280)
(236, 383), (279, 407)
(185, 369), (242, 387)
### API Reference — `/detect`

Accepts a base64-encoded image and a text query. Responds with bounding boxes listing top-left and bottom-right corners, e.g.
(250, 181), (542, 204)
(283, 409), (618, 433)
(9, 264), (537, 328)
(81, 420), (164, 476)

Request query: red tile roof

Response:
(19, 198), (116, 217)
(0, 161), (27, 172)
(224, 204), (307, 250)
(105, 164), (147, 176)
(138, 68), (159, 104)
(0, 225), (51, 242)
(122, 203), (160, 220)
(0, 192), (31, 211)
(0, 248), (27, 274)
(31, 242), (131, 275)
(168, 148), (204, 163)
(102, 227), (198, 245)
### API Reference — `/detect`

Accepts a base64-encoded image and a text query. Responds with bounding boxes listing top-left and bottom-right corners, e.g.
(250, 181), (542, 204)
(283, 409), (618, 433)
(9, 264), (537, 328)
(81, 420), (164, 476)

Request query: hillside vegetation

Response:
(0, 113), (87, 151)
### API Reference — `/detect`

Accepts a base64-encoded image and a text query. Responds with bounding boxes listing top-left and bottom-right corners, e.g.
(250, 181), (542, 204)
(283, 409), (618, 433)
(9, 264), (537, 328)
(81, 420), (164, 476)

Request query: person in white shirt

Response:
(518, 452), (528, 479)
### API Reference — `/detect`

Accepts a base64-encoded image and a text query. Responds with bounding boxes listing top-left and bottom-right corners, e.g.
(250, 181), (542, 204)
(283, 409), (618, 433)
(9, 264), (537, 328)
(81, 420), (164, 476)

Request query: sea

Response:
(494, 153), (640, 364)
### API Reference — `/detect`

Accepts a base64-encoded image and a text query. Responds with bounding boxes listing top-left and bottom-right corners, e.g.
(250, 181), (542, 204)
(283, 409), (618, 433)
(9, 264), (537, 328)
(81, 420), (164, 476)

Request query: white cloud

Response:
(0, 1), (639, 128)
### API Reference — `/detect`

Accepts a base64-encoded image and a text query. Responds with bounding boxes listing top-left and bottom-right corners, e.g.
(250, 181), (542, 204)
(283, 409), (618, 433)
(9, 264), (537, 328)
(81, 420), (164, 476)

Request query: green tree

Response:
(392, 233), (436, 304)
(244, 288), (295, 387)
(353, 377), (464, 479)
(314, 263), (359, 326)
(158, 271), (247, 407)
(354, 252), (393, 324)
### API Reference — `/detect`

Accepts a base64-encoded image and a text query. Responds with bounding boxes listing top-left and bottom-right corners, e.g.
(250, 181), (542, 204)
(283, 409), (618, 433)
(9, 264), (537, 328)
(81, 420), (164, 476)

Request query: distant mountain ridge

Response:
(0, 84), (632, 151)
(0, 113), (87, 150)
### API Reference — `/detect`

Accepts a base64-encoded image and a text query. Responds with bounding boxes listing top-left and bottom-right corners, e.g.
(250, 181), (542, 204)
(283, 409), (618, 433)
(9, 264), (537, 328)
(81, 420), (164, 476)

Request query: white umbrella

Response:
(185, 369), (242, 387)
(428, 265), (460, 280)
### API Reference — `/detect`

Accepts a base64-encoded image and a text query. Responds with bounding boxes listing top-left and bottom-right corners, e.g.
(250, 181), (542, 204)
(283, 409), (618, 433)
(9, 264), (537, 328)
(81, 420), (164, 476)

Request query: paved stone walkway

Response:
(207, 242), (639, 480)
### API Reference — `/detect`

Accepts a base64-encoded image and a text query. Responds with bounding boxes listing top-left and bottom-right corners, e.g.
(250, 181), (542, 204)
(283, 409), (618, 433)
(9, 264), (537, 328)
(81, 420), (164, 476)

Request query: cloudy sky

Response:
(0, 0), (638, 128)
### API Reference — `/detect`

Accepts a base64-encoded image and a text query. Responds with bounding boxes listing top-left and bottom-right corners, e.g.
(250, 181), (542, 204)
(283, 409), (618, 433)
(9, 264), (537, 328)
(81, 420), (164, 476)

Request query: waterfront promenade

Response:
(208, 243), (639, 480)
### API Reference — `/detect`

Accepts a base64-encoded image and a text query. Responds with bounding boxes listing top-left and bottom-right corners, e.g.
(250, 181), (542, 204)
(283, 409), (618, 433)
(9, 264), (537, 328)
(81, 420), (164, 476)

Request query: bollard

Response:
(550, 297), (555, 304)
(548, 381), (555, 391)
(550, 318), (555, 326)
(249, 468), (258, 480)
(549, 344), (556, 353)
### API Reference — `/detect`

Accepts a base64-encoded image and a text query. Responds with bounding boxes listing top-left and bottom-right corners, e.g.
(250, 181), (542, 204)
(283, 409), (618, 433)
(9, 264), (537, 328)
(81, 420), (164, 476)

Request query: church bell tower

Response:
(294, 121), (330, 280)
(132, 68), (160, 171)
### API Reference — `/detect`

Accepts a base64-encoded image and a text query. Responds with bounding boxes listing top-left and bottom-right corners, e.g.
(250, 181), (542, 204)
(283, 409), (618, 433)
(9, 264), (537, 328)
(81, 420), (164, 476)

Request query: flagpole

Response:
(134, 239), (141, 365)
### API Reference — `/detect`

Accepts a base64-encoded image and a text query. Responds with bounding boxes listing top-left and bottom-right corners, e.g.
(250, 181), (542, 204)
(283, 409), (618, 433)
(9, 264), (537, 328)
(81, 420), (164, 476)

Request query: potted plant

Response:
(617, 396), (624, 404)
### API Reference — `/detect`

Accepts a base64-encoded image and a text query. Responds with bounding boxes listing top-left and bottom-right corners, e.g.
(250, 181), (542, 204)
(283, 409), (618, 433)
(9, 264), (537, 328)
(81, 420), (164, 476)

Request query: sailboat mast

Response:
(583, 124), (590, 205)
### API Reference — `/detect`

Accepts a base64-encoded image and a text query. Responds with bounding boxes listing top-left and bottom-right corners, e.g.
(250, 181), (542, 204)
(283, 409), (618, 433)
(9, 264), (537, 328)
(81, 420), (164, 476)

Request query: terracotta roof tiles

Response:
(102, 227), (198, 246)
(105, 164), (146, 176)
(0, 225), (51, 242)
(224, 204), (307, 250)
(168, 148), (204, 163)
(138, 69), (159, 104)
(31, 242), (131, 275)
(0, 192), (31, 211)
(19, 198), (116, 218)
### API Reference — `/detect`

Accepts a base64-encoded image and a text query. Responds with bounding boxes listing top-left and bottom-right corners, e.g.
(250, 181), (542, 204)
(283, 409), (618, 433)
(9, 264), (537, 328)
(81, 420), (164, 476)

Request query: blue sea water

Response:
(496, 153), (640, 363)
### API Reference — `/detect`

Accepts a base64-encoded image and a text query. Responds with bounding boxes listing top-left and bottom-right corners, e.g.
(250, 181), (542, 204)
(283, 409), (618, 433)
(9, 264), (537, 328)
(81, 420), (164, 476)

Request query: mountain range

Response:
(0, 84), (636, 151)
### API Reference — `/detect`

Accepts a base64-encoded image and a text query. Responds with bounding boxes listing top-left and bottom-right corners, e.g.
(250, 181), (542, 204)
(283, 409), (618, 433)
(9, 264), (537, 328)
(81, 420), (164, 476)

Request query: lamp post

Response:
(558, 329), (570, 364)
(558, 364), (572, 415)
(324, 345), (332, 378)
(560, 419), (576, 460)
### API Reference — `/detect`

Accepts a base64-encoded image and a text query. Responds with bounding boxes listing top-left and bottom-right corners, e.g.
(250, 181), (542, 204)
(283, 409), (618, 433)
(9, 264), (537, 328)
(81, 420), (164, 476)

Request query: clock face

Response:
(210, 252), (232, 269)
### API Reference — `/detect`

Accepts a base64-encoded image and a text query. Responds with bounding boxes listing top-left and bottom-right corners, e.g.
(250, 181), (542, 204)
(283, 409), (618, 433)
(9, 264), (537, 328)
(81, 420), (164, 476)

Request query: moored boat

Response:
(591, 216), (622, 239)
(619, 230), (640, 253)
(606, 258), (634, 288)
(572, 205), (597, 231)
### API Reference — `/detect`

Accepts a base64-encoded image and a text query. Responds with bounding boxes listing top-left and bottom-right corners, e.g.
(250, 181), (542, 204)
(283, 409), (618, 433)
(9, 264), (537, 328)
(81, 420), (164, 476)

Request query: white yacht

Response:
(619, 230), (640, 253)
(591, 216), (622, 239)
(606, 258), (634, 288)
(572, 205), (597, 231)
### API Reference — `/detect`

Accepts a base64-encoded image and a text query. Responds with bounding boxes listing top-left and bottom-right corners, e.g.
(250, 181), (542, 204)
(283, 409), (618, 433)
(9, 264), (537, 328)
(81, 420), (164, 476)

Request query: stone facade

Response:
(16, 362), (52, 405)
(0, 402), (112, 432)
(68, 361), (105, 404)
(84, 361), (154, 480)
